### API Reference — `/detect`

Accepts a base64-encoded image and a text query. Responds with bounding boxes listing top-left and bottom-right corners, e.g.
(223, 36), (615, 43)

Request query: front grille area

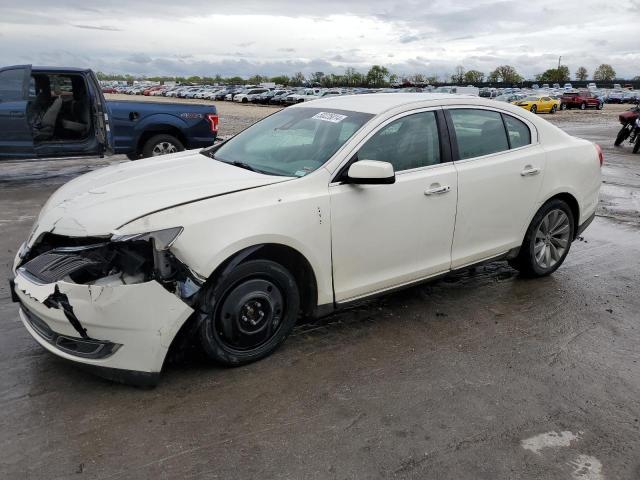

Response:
(21, 306), (121, 359)
(21, 252), (100, 284)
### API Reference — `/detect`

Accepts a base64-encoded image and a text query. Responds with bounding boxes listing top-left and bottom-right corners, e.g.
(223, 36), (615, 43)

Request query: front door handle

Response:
(424, 184), (451, 195)
(521, 166), (541, 176)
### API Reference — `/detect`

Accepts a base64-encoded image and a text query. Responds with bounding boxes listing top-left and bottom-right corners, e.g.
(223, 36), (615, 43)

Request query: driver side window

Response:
(357, 111), (441, 172)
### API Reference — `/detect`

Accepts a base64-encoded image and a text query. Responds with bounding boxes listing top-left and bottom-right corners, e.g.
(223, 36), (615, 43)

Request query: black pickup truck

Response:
(0, 65), (218, 160)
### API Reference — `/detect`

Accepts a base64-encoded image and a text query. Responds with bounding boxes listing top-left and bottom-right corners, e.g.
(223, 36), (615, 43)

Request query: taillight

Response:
(207, 114), (219, 133)
(595, 143), (604, 167)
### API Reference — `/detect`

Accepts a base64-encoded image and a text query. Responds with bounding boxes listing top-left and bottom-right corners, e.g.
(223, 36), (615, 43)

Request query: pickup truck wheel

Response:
(199, 259), (300, 366)
(597, 102), (604, 110)
(509, 199), (574, 278)
(560, 103), (567, 110)
(142, 134), (185, 158)
(580, 102), (587, 110)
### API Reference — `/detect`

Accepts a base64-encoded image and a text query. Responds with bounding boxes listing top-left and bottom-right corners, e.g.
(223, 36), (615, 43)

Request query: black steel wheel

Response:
(199, 259), (300, 366)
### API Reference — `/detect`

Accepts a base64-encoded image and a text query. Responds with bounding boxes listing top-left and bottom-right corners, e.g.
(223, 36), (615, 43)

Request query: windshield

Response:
(522, 96), (539, 101)
(204, 107), (374, 177)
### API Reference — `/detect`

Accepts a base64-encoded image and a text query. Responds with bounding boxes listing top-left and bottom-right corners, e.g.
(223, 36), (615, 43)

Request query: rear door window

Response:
(503, 114), (531, 149)
(449, 109), (509, 159)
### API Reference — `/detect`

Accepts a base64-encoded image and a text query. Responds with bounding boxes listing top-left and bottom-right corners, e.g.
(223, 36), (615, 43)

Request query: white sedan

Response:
(11, 94), (602, 385)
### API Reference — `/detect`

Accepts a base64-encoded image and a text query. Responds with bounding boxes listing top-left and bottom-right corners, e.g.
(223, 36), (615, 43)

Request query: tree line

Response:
(96, 63), (634, 87)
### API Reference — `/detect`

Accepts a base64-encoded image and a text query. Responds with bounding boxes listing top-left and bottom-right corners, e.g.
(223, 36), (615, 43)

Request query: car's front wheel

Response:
(199, 259), (300, 366)
(509, 199), (574, 277)
(580, 102), (587, 110)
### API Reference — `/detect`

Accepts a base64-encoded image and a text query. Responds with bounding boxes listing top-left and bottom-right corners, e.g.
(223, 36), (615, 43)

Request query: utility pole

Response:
(558, 56), (562, 69)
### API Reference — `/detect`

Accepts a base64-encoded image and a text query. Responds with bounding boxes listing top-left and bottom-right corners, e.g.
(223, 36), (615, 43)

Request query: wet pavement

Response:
(1, 104), (639, 479)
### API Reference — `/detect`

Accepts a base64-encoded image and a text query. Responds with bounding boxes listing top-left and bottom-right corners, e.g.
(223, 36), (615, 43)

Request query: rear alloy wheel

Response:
(580, 102), (587, 110)
(530, 105), (537, 113)
(509, 199), (574, 277)
(199, 259), (300, 366)
(550, 104), (557, 114)
(142, 134), (185, 158)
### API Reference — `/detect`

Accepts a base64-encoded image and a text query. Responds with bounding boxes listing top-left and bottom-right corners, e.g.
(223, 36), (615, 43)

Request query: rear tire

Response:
(580, 102), (587, 110)
(530, 105), (537, 113)
(550, 104), (557, 114)
(199, 259), (300, 366)
(509, 199), (574, 277)
(634, 137), (640, 154)
(615, 127), (630, 146)
(597, 102), (604, 110)
(142, 134), (184, 158)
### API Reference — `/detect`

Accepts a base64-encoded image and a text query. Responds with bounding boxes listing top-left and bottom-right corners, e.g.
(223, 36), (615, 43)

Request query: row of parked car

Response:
(102, 81), (639, 114)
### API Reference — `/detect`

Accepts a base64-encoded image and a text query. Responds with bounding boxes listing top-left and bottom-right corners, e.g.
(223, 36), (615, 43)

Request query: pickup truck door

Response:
(0, 65), (35, 159)
(87, 70), (113, 155)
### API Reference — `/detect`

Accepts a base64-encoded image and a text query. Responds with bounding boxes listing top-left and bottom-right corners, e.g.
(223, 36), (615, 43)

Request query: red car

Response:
(101, 87), (117, 94)
(560, 91), (603, 110)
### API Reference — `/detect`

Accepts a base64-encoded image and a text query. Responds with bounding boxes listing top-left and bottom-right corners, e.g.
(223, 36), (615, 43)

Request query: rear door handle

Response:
(521, 166), (541, 176)
(424, 185), (451, 195)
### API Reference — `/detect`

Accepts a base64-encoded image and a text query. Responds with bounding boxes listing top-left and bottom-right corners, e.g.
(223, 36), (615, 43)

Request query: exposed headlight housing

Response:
(111, 227), (183, 251)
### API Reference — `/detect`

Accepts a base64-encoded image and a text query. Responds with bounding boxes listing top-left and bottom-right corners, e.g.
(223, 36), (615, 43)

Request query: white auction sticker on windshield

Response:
(312, 112), (347, 123)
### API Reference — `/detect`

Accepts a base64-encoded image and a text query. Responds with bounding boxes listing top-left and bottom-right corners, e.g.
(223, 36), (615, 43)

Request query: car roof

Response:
(31, 66), (92, 73)
(290, 93), (486, 114)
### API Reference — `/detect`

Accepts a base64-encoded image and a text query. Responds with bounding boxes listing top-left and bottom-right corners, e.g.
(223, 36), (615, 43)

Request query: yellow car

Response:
(512, 95), (561, 114)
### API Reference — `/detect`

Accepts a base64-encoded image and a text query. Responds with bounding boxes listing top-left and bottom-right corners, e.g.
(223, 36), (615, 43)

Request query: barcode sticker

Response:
(312, 112), (347, 123)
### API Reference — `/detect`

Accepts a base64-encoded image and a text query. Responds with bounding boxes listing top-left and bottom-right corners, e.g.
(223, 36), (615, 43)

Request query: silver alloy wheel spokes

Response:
(534, 209), (571, 269)
(152, 141), (177, 156)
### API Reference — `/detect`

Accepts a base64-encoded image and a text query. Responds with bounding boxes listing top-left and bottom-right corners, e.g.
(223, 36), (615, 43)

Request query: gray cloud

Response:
(72, 24), (122, 31)
(0, 0), (637, 79)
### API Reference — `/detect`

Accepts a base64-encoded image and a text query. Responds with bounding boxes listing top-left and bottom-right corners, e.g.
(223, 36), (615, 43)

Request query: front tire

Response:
(560, 103), (567, 110)
(580, 102), (587, 110)
(509, 199), (574, 277)
(199, 259), (300, 366)
(634, 136), (640, 154)
(142, 134), (185, 158)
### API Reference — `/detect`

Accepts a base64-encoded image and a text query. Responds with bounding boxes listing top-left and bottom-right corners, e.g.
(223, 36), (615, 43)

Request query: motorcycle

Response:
(614, 103), (640, 153)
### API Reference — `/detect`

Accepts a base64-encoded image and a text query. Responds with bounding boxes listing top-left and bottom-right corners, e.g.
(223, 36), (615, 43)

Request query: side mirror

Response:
(346, 160), (395, 185)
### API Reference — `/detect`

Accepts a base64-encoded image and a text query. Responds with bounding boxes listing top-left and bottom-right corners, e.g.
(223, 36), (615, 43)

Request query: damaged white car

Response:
(11, 94), (602, 385)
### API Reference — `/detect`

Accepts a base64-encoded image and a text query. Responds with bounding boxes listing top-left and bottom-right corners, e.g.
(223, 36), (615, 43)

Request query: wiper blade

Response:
(230, 161), (260, 173)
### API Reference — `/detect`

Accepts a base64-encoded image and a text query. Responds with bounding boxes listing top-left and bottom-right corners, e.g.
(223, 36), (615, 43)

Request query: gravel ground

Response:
(1, 99), (639, 479)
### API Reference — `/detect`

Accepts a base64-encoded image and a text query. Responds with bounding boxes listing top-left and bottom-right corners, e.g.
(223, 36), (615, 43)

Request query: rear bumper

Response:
(11, 269), (193, 383)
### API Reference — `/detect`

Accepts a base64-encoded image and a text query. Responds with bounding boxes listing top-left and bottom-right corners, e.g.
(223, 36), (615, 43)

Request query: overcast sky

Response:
(1, 0), (638, 79)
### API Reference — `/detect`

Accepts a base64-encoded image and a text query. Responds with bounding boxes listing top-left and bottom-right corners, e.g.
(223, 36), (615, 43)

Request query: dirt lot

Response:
(1, 101), (639, 479)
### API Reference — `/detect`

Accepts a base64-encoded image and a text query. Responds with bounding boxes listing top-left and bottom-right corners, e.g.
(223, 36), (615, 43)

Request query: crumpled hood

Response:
(30, 150), (292, 241)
